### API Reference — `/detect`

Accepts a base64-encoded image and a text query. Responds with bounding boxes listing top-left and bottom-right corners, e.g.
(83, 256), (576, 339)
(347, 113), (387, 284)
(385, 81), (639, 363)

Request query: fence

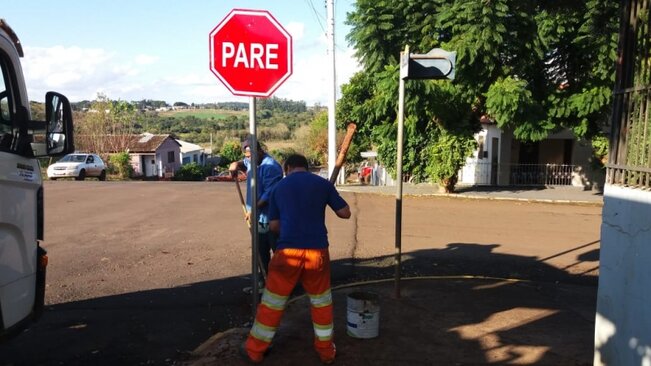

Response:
(607, 0), (651, 189)
(459, 161), (576, 186)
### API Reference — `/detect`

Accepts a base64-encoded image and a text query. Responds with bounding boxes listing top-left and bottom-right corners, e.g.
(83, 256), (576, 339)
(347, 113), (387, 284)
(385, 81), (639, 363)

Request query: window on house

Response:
(167, 151), (175, 163)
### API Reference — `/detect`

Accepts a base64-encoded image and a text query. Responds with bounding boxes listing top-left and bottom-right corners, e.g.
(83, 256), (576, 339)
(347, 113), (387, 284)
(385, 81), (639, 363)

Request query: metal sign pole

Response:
(249, 96), (259, 314)
(395, 46), (408, 299)
(394, 45), (455, 299)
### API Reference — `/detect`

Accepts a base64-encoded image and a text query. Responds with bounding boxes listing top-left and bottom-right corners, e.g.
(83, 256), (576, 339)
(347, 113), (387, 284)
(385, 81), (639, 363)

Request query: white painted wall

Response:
(595, 184), (651, 365)
(459, 124), (501, 185)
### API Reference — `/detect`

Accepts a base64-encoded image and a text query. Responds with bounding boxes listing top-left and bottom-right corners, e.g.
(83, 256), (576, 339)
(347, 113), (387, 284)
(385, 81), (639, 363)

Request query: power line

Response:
(304, 0), (326, 34)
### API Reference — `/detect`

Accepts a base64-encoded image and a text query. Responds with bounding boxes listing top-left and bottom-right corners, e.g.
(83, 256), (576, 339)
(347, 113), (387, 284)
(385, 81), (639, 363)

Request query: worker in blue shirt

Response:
(243, 154), (351, 364)
(229, 137), (283, 273)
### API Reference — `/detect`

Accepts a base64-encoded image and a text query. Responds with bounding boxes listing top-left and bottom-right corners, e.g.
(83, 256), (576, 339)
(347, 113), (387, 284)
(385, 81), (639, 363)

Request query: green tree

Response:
(219, 139), (242, 167)
(76, 93), (137, 156)
(304, 111), (329, 165)
(343, 0), (619, 190)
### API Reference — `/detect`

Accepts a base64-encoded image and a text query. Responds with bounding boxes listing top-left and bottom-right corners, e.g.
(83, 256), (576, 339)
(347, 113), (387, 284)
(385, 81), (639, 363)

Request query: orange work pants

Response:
(245, 248), (335, 363)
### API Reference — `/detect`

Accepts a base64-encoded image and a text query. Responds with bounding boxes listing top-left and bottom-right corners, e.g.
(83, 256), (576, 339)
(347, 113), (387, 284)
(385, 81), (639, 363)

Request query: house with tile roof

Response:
(124, 133), (181, 178)
(76, 133), (181, 178)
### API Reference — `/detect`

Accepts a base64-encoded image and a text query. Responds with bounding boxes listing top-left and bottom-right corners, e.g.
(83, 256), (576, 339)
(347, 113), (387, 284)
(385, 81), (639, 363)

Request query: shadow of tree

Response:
(267, 243), (598, 366)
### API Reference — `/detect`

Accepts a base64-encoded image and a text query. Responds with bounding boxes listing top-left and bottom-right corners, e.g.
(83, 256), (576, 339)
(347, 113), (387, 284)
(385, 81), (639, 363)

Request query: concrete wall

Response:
(498, 128), (513, 185)
(459, 125), (502, 185)
(595, 184), (651, 365)
(572, 139), (605, 190)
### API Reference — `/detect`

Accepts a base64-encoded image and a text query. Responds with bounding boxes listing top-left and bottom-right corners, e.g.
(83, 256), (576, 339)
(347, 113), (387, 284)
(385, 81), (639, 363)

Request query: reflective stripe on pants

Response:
(246, 248), (335, 361)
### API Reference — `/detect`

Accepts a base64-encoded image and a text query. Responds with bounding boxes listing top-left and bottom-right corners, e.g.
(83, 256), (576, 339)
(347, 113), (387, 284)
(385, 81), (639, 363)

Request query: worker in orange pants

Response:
(243, 154), (351, 364)
(246, 248), (335, 362)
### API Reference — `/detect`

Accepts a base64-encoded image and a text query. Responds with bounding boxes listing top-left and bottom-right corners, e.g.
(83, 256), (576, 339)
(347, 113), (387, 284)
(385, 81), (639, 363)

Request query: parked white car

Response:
(47, 153), (107, 181)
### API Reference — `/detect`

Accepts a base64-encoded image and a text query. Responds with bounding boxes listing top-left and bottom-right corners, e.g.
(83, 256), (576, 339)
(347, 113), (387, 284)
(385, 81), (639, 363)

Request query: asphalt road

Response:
(0, 181), (602, 365)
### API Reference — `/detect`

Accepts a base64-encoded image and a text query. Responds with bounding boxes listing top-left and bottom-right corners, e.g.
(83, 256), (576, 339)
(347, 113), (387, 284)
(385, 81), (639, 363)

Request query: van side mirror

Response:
(45, 92), (74, 156)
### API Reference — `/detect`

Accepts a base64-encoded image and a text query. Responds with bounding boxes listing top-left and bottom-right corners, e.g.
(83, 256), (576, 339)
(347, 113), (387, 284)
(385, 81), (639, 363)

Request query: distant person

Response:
(229, 137), (283, 275)
(359, 161), (372, 185)
(242, 154), (351, 364)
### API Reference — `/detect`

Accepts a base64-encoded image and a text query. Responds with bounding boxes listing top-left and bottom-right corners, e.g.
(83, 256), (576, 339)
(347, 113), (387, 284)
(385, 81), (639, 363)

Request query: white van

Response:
(0, 19), (74, 337)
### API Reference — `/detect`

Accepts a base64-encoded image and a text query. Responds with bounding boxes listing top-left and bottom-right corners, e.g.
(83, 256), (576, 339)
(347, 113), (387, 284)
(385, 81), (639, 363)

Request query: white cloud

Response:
(134, 54), (159, 65)
(285, 22), (305, 41)
(21, 46), (144, 101)
(18, 43), (360, 105)
(277, 45), (360, 105)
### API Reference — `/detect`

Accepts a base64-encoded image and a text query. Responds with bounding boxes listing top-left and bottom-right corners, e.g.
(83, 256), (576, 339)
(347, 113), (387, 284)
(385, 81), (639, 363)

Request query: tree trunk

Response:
(440, 176), (457, 194)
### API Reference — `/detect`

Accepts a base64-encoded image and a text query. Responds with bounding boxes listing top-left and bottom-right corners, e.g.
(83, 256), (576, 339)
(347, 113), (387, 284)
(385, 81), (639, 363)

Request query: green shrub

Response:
(591, 135), (609, 160)
(173, 162), (205, 181)
(425, 132), (477, 193)
(219, 139), (243, 167)
(270, 147), (298, 164)
(109, 152), (132, 179)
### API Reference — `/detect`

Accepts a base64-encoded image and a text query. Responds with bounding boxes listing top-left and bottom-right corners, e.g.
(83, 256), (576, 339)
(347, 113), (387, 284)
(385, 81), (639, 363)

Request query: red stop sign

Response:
(209, 9), (293, 97)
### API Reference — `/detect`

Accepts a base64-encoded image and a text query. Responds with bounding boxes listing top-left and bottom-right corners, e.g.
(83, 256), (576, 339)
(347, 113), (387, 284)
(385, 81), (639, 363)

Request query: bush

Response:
(173, 162), (206, 181)
(591, 135), (609, 166)
(425, 132), (477, 193)
(270, 147), (298, 165)
(109, 152), (132, 179)
(219, 139), (243, 167)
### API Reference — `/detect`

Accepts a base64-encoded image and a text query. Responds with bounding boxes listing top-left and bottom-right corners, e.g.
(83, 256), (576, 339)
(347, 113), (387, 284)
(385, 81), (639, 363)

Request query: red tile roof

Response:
(75, 134), (180, 153)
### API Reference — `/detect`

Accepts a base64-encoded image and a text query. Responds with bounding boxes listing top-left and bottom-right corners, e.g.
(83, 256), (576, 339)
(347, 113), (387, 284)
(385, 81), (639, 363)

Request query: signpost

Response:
(394, 46), (456, 298)
(209, 9), (293, 313)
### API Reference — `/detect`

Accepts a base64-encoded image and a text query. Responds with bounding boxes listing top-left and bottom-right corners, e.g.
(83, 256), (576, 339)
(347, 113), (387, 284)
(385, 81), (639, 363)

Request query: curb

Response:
(337, 187), (604, 206)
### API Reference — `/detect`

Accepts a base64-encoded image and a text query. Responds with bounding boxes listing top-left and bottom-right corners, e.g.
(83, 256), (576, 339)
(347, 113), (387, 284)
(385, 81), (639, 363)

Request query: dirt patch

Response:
(184, 278), (596, 365)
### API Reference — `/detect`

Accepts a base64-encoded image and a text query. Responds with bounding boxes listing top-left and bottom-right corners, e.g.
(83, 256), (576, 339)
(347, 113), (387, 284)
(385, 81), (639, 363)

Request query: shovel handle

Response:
(234, 177), (267, 280)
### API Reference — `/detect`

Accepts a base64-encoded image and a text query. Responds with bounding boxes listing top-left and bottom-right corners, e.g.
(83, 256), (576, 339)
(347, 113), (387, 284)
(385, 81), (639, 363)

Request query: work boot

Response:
(239, 342), (263, 364)
(320, 355), (335, 364)
(317, 343), (336, 364)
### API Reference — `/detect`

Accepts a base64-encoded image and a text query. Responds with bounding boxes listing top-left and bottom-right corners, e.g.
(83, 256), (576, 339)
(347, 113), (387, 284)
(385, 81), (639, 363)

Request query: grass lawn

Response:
(264, 140), (299, 151)
(159, 108), (245, 120)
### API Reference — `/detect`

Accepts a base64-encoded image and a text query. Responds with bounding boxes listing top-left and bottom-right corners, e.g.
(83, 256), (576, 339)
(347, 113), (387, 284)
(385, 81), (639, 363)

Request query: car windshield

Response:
(60, 154), (88, 163)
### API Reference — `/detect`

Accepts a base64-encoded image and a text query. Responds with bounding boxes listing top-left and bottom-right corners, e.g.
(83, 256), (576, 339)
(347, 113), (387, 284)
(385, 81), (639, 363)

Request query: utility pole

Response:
(326, 0), (337, 181)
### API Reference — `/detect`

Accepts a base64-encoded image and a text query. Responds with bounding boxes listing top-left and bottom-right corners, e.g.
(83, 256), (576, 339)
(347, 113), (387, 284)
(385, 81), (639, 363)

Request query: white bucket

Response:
(346, 291), (380, 338)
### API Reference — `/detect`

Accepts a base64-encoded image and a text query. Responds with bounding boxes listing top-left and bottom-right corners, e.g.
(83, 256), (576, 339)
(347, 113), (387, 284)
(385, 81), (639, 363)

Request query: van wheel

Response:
(76, 169), (86, 181)
(99, 170), (107, 181)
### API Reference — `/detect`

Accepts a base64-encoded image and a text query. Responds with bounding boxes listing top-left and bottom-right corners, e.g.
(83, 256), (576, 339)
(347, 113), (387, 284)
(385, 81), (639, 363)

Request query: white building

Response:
(458, 118), (603, 189)
(177, 139), (205, 166)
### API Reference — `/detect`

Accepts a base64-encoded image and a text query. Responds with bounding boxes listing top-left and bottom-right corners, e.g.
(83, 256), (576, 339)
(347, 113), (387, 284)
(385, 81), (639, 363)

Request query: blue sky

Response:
(3, 0), (359, 105)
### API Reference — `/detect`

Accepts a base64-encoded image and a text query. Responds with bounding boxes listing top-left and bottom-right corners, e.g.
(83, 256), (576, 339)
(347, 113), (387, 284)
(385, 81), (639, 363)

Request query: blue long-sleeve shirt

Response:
(243, 153), (283, 224)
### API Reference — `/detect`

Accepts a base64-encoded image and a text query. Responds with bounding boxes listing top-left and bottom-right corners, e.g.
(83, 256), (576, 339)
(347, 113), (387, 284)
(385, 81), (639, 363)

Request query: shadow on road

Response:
(0, 241), (599, 365)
